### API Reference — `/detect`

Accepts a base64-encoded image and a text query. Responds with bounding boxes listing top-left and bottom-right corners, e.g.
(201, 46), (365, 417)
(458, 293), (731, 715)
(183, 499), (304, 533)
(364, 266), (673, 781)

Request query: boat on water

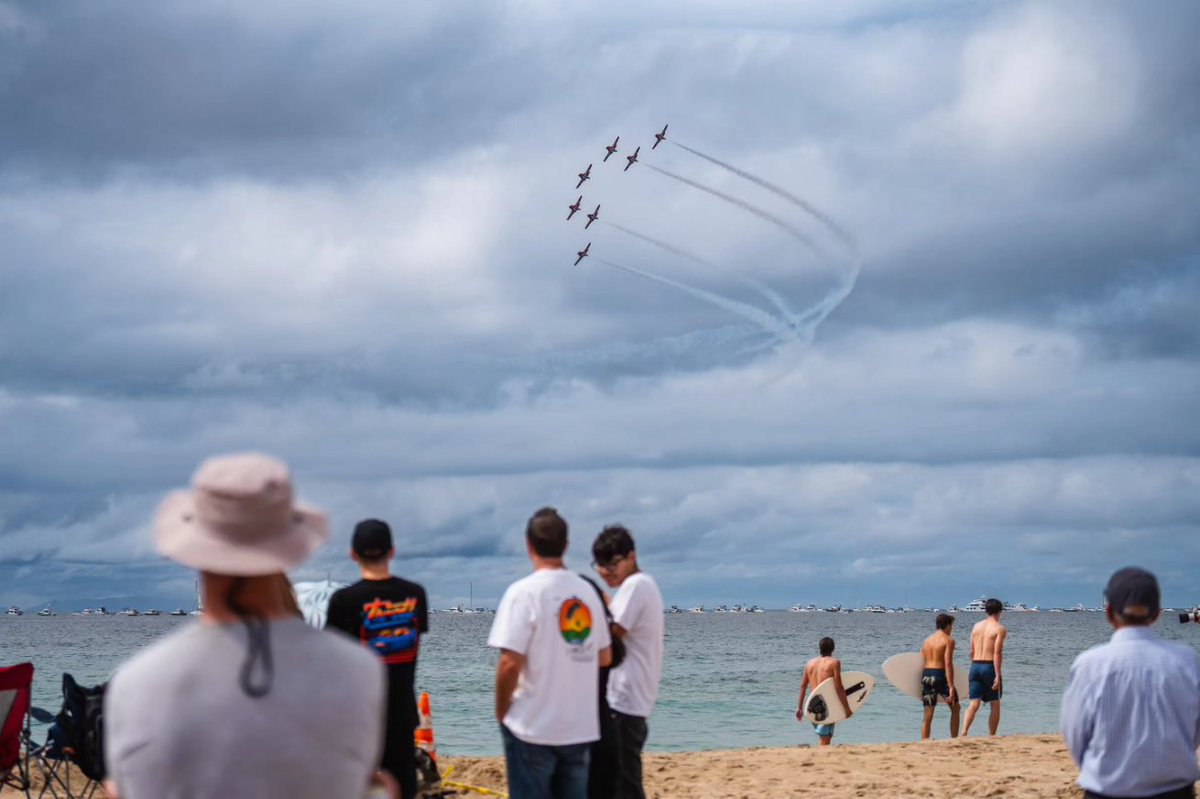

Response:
(789, 604), (818, 613)
(688, 605), (705, 613)
(36, 605), (56, 617)
(861, 604), (888, 613)
(77, 606), (109, 616)
(6, 606), (22, 616)
(169, 608), (188, 616)
(665, 605), (684, 614)
(118, 607), (141, 616)
(143, 609), (162, 616)
(712, 605), (732, 613)
(293, 578), (345, 628)
(1004, 602), (1038, 612)
(748, 605), (766, 613)
(823, 605), (843, 613)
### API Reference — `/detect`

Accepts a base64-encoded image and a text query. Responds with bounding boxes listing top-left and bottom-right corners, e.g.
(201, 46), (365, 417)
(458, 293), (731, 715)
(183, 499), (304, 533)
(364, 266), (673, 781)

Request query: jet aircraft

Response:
(585, 204), (600, 229)
(604, 137), (620, 162)
(624, 147), (640, 172)
(653, 124), (668, 149)
(576, 164), (592, 189)
(567, 196), (582, 220)
(574, 243), (591, 266)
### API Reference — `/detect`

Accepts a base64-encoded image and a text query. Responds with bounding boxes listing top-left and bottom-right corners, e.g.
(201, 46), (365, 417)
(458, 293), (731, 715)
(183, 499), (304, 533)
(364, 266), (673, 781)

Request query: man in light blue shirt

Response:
(1060, 567), (1200, 799)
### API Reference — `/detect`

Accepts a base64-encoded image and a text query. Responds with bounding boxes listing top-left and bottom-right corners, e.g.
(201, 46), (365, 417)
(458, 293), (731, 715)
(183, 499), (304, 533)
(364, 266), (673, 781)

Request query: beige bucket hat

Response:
(155, 453), (328, 576)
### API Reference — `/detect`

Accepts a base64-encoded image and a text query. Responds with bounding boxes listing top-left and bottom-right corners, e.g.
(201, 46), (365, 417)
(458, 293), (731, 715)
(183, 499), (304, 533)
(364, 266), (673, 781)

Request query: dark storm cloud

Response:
(2, 0), (1200, 609)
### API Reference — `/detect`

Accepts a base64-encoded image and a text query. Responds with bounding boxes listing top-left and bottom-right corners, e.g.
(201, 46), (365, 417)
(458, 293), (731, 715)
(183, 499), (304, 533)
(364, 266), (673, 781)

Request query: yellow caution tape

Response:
(442, 779), (509, 798)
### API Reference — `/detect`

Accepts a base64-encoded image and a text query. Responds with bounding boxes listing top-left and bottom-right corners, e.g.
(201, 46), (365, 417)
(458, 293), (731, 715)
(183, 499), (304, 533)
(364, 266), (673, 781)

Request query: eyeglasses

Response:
(591, 555), (627, 573)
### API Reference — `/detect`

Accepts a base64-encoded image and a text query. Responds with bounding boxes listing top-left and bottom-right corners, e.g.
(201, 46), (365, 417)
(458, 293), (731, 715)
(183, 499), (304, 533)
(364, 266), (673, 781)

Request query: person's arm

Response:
(945, 638), (958, 704)
(833, 659), (852, 718)
(796, 667), (810, 721)
(495, 649), (525, 724)
(968, 628), (976, 662)
(1060, 659), (1093, 767)
(992, 627), (1006, 689)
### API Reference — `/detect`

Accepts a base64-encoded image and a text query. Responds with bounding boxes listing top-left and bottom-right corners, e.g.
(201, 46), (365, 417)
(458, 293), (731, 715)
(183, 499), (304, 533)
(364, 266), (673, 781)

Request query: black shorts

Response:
(921, 668), (950, 707)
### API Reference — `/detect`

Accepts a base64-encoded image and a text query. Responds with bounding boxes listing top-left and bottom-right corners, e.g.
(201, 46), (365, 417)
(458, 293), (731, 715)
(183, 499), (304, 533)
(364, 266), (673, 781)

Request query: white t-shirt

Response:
(607, 571), (664, 718)
(105, 618), (385, 799)
(488, 568), (612, 746)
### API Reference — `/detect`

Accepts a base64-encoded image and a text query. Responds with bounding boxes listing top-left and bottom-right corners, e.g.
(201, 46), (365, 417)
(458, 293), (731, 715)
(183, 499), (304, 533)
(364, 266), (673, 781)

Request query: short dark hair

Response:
(936, 613), (955, 631)
(985, 598), (1003, 616)
(592, 524), (635, 564)
(819, 637), (835, 656)
(526, 507), (568, 558)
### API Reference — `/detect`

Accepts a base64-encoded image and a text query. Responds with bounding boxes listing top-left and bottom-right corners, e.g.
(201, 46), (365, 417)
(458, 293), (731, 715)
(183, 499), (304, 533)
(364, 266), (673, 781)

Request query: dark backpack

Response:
(56, 673), (106, 781)
(579, 575), (626, 669)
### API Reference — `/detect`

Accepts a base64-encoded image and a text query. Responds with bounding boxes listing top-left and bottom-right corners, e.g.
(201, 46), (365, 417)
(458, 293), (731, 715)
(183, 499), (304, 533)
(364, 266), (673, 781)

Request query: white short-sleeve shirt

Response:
(488, 568), (611, 746)
(607, 571), (664, 718)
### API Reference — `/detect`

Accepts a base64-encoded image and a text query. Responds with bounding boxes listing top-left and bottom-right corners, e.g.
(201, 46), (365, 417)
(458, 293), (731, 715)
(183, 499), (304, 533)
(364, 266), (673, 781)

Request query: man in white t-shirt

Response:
(489, 507), (612, 799)
(591, 525), (663, 799)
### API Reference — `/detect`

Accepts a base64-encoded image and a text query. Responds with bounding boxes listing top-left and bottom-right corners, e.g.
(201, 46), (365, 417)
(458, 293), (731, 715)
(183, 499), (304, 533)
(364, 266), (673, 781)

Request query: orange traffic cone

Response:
(413, 691), (441, 790)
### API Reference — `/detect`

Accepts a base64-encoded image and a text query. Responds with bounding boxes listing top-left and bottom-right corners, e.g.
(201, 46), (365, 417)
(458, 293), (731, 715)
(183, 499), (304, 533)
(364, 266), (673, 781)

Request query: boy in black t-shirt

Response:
(326, 519), (429, 799)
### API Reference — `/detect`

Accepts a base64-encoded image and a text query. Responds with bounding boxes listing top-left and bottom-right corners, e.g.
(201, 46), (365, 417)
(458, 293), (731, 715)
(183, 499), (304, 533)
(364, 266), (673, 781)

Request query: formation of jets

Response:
(566, 124), (666, 264)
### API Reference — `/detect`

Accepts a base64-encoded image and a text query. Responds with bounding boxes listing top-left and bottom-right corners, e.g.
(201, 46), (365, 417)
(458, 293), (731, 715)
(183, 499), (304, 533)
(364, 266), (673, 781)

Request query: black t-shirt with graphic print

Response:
(326, 576), (429, 698)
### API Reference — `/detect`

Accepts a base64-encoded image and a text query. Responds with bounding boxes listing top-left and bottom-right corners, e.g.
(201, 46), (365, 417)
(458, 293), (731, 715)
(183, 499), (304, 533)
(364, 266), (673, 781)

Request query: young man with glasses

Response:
(591, 526), (663, 799)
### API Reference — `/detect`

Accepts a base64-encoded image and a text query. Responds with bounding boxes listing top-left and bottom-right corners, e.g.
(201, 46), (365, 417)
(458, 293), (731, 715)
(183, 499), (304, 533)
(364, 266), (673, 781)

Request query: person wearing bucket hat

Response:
(103, 453), (394, 799)
(1060, 567), (1200, 799)
(326, 519), (429, 799)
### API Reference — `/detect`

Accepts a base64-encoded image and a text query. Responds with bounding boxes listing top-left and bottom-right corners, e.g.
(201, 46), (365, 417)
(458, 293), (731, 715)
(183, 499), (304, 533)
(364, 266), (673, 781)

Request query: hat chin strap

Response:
(227, 577), (275, 699)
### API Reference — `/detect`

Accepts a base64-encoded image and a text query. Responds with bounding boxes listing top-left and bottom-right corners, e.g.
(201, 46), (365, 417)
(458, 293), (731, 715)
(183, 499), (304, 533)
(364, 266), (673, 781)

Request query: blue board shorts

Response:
(812, 722), (834, 739)
(969, 662), (1002, 702)
(921, 668), (951, 707)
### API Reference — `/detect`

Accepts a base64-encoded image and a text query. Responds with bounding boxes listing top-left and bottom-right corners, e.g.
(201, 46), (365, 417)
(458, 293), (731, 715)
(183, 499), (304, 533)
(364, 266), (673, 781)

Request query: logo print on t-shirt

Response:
(361, 597), (419, 663)
(558, 597), (592, 645)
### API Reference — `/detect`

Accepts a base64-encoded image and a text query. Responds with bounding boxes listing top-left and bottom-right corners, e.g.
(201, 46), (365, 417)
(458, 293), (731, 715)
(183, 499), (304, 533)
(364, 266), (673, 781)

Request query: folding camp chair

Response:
(1, 662), (35, 797)
(28, 674), (106, 799)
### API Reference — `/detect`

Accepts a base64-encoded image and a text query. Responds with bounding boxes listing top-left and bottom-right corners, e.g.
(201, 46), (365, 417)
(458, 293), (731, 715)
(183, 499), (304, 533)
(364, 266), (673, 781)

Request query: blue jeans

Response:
(501, 725), (591, 799)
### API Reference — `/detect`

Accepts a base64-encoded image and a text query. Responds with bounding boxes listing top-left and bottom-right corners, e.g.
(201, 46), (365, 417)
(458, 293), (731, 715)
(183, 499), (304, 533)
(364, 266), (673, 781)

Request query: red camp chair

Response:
(0, 662), (34, 798)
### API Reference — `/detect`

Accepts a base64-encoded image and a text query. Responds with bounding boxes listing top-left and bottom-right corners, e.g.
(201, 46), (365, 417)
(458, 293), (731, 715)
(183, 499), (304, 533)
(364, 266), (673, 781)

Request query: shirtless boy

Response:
(919, 613), (960, 740)
(796, 637), (853, 746)
(962, 598), (1006, 736)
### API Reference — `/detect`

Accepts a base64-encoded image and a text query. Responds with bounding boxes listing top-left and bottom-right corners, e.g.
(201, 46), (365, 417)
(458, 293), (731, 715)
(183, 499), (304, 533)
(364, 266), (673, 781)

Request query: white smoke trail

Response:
(644, 164), (830, 260)
(672, 141), (857, 253)
(604, 220), (801, 323)
(596, 258), (800, 346)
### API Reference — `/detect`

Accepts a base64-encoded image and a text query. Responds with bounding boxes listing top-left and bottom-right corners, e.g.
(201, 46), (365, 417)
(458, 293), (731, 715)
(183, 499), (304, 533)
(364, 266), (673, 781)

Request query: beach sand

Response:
(441, 735), (1088, 798)
(8, 735), (1194, 798)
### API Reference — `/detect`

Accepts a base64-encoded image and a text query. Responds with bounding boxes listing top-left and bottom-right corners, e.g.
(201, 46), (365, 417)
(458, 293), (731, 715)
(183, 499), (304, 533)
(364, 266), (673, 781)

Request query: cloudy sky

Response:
(2, 0), (1198, 612)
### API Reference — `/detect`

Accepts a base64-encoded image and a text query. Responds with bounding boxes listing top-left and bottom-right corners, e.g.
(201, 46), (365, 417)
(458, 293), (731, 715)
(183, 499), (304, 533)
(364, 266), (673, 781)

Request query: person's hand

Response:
(948, 687), (959, 705)
(992, 676), (1001, 691)
(366, 770), (399, 799)
(796, 707), (805, 722)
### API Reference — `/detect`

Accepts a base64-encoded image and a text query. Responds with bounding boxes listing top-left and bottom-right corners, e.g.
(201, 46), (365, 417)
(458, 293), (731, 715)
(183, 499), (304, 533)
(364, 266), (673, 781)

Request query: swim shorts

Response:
(968, 662), (1002, 702)
(812, 722), (834, 739)
(921, 668), (950, 707)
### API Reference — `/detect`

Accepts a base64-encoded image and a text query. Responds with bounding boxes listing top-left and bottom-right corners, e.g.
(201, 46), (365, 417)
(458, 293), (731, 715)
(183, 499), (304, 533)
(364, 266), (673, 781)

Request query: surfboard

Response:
(882, 652), (968, 705)
(803, 671), (875, 724)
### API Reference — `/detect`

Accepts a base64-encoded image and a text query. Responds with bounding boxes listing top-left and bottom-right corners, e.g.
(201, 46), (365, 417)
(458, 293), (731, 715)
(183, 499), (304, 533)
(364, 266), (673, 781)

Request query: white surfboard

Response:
(882, 652), (968, 705)
(804, 671), (875, 724)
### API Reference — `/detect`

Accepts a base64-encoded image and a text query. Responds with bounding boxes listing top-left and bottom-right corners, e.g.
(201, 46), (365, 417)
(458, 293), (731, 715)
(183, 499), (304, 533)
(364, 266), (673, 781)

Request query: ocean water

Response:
(3, 612), (1198, 756)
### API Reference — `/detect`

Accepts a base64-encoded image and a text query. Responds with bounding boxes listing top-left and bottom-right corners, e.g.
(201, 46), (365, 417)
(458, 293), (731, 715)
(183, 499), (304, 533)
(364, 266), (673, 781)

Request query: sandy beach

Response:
(441, 734), (1092, 798)
(6, 735), (1195, 798)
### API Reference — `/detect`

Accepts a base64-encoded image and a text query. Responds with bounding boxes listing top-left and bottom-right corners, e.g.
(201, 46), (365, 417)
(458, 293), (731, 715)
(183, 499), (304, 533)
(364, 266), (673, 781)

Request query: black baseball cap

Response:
(352, 518), (393, 559)
(1104, 566), (1160, 621)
